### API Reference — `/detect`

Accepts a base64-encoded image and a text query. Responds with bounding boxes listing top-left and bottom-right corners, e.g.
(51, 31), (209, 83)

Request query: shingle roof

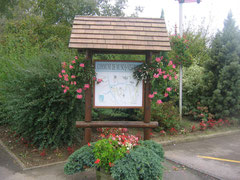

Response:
(69, 16), (171, 53)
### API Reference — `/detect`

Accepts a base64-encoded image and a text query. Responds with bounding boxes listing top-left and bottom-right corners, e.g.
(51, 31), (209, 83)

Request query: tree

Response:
(202, 11), (240, 118)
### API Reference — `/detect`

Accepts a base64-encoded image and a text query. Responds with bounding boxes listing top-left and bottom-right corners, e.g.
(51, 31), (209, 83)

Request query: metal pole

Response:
(179, 2), (183, 121)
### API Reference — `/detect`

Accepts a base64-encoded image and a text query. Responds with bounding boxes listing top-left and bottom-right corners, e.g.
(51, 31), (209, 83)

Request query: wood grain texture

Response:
(76, 121), (158, 128)
(69, 16), (171, 52)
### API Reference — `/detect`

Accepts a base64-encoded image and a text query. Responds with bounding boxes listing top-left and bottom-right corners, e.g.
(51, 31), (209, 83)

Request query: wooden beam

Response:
(144, 51), (153, 140)
(76, 121), (158, 128)
(84, 49), (93, 143)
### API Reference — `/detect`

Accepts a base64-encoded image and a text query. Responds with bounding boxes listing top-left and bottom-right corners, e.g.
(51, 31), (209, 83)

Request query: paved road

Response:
(164, 132), (240, 180)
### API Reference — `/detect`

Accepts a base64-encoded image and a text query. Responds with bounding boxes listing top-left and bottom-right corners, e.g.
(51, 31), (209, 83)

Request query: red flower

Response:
(95, 159), (100, 164)
(40, 150), (46, 157)
(191, 125), (196, 132)
(109, 162), (114, 167)
(88, 142), (91, 146)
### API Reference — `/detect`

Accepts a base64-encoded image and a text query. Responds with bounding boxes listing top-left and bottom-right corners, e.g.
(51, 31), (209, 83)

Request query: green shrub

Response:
(150, 101), (180, 131)
(139, 140), (164, 160)
(93, 138), (127, 172)
(0, 51), (84, 149)
(181, 64), (205, 114)
(64, 143), (96, 175)
(111, 143), (164, 180)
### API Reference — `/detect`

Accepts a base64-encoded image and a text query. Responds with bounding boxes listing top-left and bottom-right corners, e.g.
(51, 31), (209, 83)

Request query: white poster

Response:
(94, 61), (143, 108)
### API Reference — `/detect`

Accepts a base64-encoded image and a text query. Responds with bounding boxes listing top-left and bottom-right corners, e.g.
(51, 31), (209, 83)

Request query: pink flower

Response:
(65, 86), (69, 90)
(156, 57), (161, 63)
(71, 75), (76, 79)
(93, 77), (96, 81)
(58, 73), (62, 78)
(75, 56), (78, 60)
(84, 84), (90, 89)
(163, 75), (168, 79)
(162, 71), (166, 74)
(72, 60), (76, 64)
(76, 94), (83, 99)
(172, 64), (176, 69)
(61, 69), (66, 74)
(153, 91), (157, 95)
(169, 76), (172, 80)
(160, 56), (164, 60)
(166, 87), (172, 92)
(63, 74), (68, 78)
(80, 63), (85, 67)
(175, 75), (178, 80)
(164, 93), (168, 97)
(153, 74), (159, 78)
(64, 77), (69, 81)
(157, 100), (163, 104)
(168, 61), (173, 66)
(76, 88), (82, 93)
(69, 65), (74, 69)
(61, 85), (65, 88)
(74, 81), (76, 85)
(63, 89), (68, 93)
(62, 62), (66, 68)
(97, 79), (102, 83)
(148, 94), (154, 99)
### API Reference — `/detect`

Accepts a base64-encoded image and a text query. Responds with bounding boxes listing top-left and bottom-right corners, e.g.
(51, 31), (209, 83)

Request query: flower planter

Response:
(96, 168), (114, 180)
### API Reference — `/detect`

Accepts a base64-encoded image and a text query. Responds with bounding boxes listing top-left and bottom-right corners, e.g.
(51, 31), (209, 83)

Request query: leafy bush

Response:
(111, 144), (164, 180)
(139, 140), (164, 160)
(181, 64), (205, 113)
(93, 138), (127, 172)
(150, 101), (180, 131)
(0, 51), (84, 149)
(64, 143), (96, 175)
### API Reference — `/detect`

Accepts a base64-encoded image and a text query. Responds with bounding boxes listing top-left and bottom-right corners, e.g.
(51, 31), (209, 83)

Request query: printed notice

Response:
(94, 61), (143, 108)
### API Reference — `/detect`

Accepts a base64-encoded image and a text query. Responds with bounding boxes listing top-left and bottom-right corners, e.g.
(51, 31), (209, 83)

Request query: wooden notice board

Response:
(93, 60), (143, 108)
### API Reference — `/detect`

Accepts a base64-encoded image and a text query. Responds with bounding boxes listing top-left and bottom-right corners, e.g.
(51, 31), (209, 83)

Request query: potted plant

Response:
(64, 128), (164, 180)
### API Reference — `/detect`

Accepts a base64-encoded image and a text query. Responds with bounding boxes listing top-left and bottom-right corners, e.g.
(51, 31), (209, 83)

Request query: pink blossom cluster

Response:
(58, 56), (90, 99)
(149, 57), (178, 105)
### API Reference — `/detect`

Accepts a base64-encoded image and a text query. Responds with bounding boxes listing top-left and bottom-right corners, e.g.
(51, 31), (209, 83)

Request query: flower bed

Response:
(64, 128), (164, 180)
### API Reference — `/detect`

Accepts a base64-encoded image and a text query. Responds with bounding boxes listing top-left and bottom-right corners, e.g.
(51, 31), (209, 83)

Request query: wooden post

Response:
(84, 50), (93, 143)
(144, 51), (152, 140)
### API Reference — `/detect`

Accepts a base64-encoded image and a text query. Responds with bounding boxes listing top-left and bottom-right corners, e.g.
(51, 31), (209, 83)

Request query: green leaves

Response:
(93, 138), (127, 172)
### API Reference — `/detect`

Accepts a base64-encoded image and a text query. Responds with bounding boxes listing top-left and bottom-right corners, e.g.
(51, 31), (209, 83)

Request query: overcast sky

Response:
(125, 0), (240, 35)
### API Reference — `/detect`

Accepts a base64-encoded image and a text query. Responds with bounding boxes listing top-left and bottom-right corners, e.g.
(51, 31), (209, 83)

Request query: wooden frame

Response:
(93, 60), (144, 109)
(77, 50), (157, 143)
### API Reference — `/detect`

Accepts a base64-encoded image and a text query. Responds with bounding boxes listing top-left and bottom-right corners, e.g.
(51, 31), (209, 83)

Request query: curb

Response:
(0, 139), (67, 171)
(155, 129), (240, 146)
(22, 160), (67, 171)
(0, 139), (26, 170)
